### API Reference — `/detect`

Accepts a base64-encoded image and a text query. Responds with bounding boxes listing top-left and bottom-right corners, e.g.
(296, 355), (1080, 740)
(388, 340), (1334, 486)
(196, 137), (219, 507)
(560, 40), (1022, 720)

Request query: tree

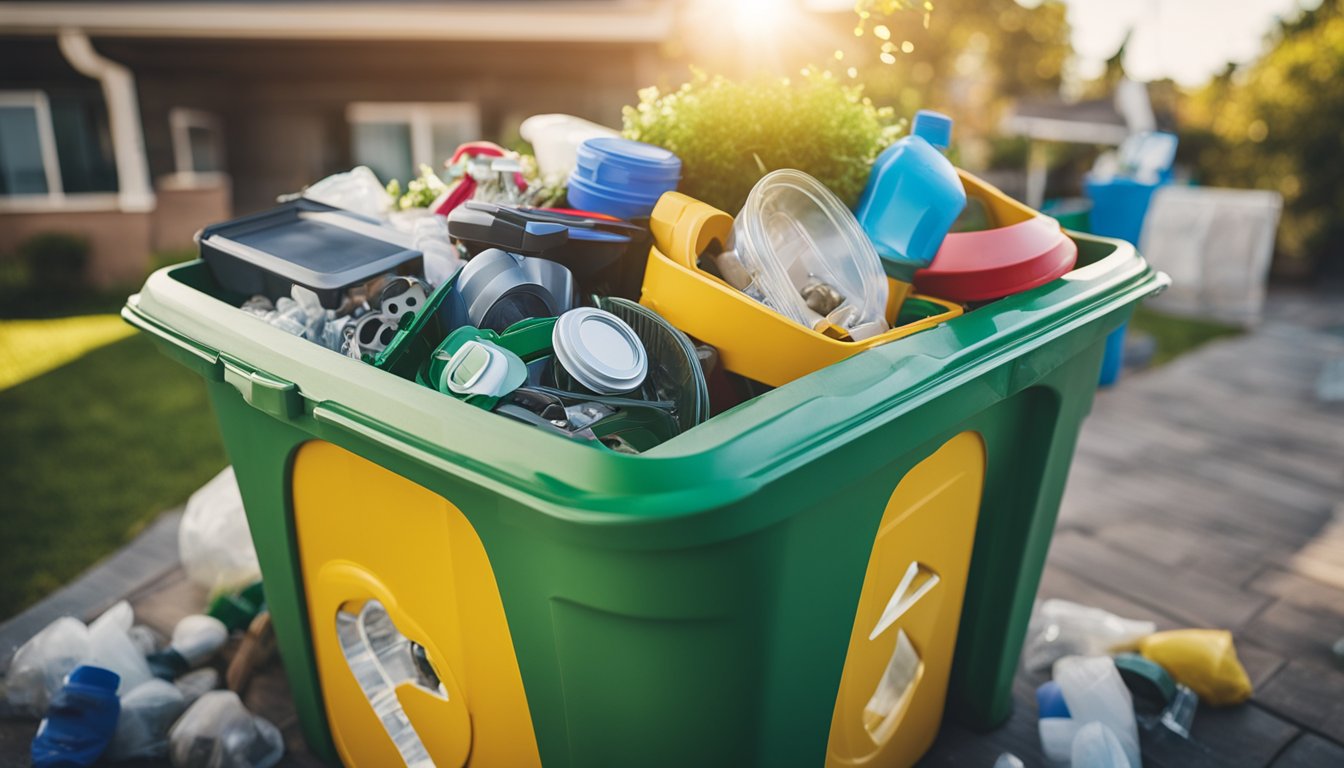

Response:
(1185, 0), (1344, 277)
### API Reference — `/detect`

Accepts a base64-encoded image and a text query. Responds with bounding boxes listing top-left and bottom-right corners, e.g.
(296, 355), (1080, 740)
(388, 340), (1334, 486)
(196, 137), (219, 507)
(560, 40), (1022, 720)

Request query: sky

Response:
(1052, 0), (1323, 86)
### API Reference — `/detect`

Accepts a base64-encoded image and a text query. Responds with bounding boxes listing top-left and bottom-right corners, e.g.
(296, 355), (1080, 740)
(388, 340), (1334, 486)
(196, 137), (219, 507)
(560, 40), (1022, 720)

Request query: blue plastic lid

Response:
(68, 665), (120, 691)
(912, 110), (953, 151)
(577, 137), (681, 179)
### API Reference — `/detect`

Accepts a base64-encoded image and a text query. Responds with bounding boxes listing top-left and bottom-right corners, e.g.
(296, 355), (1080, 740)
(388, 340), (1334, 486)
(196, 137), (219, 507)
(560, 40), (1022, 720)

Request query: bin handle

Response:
(648, 191), (734, 272)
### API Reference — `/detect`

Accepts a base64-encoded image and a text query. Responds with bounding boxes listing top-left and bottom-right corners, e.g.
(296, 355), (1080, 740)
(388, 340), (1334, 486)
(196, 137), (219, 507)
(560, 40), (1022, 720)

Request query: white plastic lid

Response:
(728, 169), (890, 337)
(552, 308), (648, 395)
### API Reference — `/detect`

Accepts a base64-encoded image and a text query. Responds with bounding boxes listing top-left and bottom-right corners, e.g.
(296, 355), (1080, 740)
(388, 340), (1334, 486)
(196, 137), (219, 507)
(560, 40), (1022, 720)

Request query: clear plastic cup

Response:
(715, 170), (890, 341)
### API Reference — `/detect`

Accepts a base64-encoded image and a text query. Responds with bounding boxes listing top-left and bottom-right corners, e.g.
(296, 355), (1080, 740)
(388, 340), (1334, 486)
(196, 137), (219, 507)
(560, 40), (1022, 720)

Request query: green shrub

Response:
(19, 231), (90, 294)
(622, 69), (903, 213)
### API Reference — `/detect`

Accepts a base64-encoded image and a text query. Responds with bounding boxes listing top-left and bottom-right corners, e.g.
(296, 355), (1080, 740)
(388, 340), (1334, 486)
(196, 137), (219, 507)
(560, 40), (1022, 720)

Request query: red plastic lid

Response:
(913, 216), (1077, 303)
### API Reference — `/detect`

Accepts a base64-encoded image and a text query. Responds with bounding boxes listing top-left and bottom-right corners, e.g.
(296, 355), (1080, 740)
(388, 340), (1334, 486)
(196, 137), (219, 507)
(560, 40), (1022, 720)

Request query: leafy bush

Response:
(18, 232), (90, 294)
(622, 69), (902, 213)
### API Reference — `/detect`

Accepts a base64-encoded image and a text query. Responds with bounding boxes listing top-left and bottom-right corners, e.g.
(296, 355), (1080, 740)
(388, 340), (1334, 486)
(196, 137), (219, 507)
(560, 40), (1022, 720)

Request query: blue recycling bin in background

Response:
(1082, 131), (1178, 386)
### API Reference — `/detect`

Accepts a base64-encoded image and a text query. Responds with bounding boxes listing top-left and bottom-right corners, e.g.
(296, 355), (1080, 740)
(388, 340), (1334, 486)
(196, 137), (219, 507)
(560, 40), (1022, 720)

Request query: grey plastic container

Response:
(198, 199), (422, 308)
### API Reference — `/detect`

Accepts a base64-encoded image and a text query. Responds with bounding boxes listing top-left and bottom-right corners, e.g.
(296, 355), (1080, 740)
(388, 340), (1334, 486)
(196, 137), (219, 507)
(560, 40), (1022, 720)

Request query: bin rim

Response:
(124, 232), (1166, 522)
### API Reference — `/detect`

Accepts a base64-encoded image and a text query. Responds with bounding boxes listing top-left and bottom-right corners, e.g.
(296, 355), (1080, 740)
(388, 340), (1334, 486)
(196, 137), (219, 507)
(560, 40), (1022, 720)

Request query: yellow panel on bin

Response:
(292, 440), (541, 768)
(827, 431), (985, 768)
(639, 192), (961, 388)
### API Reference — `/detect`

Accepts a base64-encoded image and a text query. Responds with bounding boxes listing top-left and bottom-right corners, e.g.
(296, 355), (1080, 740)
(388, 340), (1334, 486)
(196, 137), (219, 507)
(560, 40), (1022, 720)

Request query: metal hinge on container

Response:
(220, 354), (302, 420)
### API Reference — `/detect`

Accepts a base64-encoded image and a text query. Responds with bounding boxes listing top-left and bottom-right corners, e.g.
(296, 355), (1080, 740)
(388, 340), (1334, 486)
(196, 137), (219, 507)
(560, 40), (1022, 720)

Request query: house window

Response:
(347, 102), (481, 185)
(0, 91), (63, 197)
(169, 108), (225, 179)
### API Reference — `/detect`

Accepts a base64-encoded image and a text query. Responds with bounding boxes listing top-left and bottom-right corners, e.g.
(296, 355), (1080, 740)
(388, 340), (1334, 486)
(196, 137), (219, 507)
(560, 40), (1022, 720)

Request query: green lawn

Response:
(0, 332), (226, 620)
(1129, 306), (1244, 366)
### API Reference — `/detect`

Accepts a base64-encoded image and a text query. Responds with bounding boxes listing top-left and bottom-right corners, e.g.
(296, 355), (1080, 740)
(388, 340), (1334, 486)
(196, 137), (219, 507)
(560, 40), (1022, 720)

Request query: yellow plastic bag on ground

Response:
(1138, 629), (1253, 706)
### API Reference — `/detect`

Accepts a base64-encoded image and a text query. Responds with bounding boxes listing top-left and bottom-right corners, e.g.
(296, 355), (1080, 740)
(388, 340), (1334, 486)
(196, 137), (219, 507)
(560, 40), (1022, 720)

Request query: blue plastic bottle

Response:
(855, 110), (967, 281)
(31, 665), (121, 768)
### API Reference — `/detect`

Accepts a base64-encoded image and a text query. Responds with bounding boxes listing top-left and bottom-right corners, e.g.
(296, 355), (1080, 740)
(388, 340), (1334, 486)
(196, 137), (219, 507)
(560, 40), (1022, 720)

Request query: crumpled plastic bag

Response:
(1023, 599), (1156, 674)
(180, 467), (260, 594)
(302, 165), (392, 220)
(168, 690), (284, 768)
(3, 617), (92, 717)
(88, 602), (155, 695)
(1139, 629), (1253, 706)
(106, 678), (187, 761)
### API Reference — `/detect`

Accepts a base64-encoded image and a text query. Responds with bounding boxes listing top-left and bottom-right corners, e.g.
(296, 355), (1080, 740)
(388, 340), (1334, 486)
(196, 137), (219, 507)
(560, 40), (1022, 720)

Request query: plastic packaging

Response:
(4, 616), (92, 716)
(180, 467), (261, 594)
(106, 678), (188, 761)
(301, 165), (393, 220)
(1023, 599), (1155, 673)
(1071, 721), (1132, 768)
(31, 665), (120, 768)
(1053, 656), (1142, 768)
(168, 690), (284, 768)
(1138, 629), (1253, 706)
(87, 601), (154, 695)
(854, 110), (966, 280)
(519, 113), (620, 182)
(719, 169), (890, 340)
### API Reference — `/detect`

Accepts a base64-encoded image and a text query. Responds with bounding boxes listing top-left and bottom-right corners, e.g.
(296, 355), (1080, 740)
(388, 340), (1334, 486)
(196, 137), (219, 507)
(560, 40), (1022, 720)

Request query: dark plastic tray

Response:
(198, 198), (422, 308)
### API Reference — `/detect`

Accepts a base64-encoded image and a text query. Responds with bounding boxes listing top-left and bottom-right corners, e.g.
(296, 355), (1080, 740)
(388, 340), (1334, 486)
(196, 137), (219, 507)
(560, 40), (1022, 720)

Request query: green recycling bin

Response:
(125, 203), (1165, 767)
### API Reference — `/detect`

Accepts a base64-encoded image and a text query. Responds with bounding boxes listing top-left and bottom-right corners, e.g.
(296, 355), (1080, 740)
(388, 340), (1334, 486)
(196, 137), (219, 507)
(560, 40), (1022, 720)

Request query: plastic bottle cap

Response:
(552, 308), (648, 395)
(912, 110), (953, 151)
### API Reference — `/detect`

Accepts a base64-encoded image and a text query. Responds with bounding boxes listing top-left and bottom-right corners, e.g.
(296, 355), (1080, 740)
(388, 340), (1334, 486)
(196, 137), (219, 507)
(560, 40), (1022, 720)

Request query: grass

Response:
(0, 332), (226, 620)
(1128, 306), (1244, 366)
(0, 315), (136, 390)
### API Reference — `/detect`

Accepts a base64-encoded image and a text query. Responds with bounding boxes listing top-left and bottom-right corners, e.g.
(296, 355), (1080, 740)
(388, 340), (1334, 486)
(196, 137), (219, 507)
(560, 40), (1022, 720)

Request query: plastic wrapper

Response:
(3, 616), (92, 717)
(106, 679), (187, 761)
(301, 165), (391, 220)
(88, 602), (154, 695)
(1054, 656), (1142, 768)
(168, 690), (284, 768)
(1024, 599), (1155, 674)
(180, 467), (261, 594)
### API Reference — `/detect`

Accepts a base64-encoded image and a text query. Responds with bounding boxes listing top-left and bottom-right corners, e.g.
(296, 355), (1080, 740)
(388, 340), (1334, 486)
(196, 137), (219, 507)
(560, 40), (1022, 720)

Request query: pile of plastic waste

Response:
(3, 468), (281, 767)
(1004, 598), (1256, 767)
(182, 107), (1088, 455)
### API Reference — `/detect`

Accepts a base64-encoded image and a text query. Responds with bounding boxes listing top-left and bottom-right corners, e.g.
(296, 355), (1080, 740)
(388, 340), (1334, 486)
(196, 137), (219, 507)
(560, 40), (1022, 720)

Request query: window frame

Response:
(168, 107), (227, 186)
(346, 101), (482, 181)
(0, 90), (66, 199)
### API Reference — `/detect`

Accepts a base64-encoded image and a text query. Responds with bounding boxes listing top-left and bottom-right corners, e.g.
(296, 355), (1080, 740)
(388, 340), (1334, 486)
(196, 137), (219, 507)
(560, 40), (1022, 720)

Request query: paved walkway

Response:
(4, 289), (1343, 766)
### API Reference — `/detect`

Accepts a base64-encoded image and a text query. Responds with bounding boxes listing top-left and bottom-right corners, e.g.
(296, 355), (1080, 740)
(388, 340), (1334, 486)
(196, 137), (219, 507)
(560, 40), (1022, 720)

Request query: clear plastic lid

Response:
(724, 170), (889, 340)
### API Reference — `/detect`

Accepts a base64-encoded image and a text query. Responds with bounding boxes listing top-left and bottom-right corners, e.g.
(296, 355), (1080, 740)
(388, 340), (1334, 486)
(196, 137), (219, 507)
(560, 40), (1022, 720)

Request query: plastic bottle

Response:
(1054, 656), (1142, 768)
(854, 109), (967, 282)
(30, 665), (121, 768)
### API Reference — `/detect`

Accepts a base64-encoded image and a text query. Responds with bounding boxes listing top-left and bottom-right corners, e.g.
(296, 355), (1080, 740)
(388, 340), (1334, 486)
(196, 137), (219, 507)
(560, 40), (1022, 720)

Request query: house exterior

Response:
(0, 1), (687, 286)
